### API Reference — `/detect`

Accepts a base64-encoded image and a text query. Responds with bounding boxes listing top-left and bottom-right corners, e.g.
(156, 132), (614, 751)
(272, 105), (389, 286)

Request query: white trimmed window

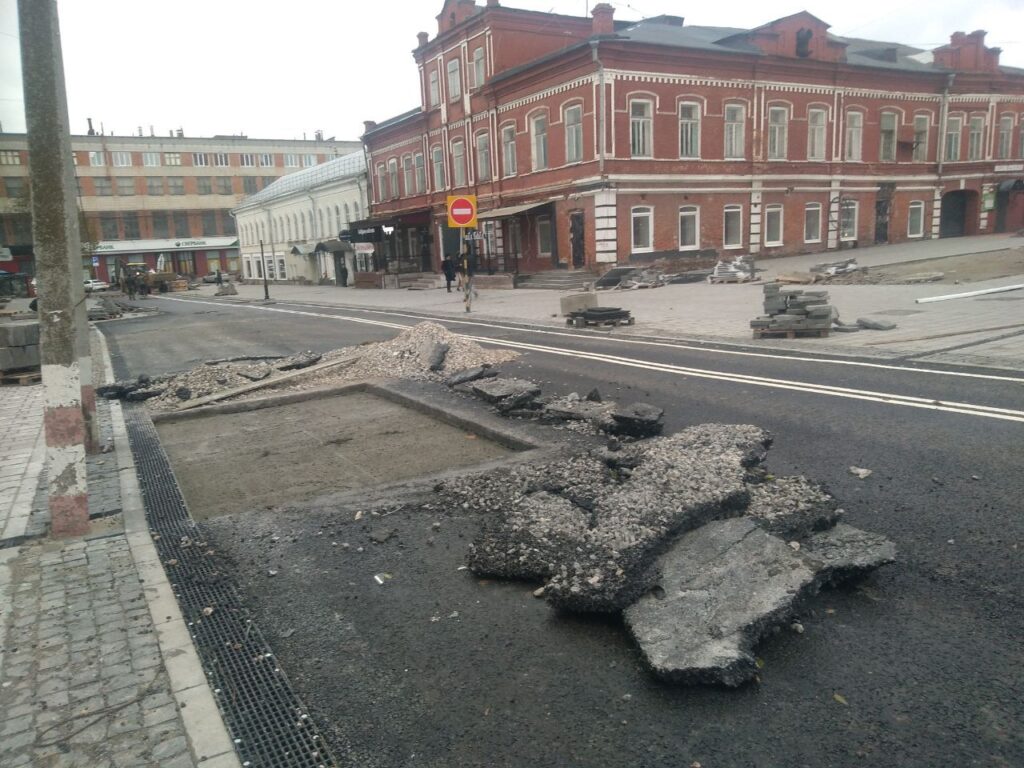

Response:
(908, 200), (925, 238)
(89, 151), (105, 166)
(913, 115), (929, 162)
(767, 107), (788, 160)
(723, 204), (743, 248)
(303, 154), (317, 167)
(997, 115), (1013, 159)
(502, 124), (517, 176)
(530, 113), (548, 171)
(0, 150), (21, 165)
(451, 141), (466, 187)
(402, 155), (414, 194)
(414, 153), (426, 194)
(111, 151), (132, 167)
(840, 200), (858, 241)
(879, 111), (898, 162)
(142, 151), (160, 167)
(428, 70), (440, 107)
(537, 216), (553, 257)
(678, 205), (699, 250)
(284, 153), (298, 168)
(845, 112), (863, 161)
(214, 153), (230, 167)
(431, 145), (445, 190)
(387, 158), (399, 198)
(631, 206), (653, 252)
(564, 104), (583, 164)
(475, 132), (491, 182)
(804, 203), (822, 243)
(764, 204), (783, 246)
(376, 163), (387, 201)
(630, 99), (653, 158)
(259, 153), (274, 168)
(724, 104), (745, 159)
(239, 153), (255, 167)
(472, 47), (485, 89)
(945, 116), (962, 161)
(968, 116), (985, 160)
(807, 109), (827, 161)
(447, 58), (461, 101)
(193, 152), (209, 167)
(679, 102), (700, 159)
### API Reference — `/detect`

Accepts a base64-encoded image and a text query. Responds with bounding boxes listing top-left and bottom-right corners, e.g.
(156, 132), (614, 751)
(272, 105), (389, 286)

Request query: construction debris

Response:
(566, 307), (634, 328)
(750, 284), (833, 338)
(707, 256), (756, 283)
(811, 258), (860, 276)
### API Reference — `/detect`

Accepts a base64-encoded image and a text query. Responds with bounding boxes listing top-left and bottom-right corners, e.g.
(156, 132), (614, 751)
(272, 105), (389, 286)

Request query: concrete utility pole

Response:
(18, 0), (91, 536)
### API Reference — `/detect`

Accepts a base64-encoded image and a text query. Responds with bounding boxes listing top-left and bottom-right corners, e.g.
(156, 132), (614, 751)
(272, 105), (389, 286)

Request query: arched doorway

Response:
(939, 190), (978, 238)
(994, 179), (1024, 233)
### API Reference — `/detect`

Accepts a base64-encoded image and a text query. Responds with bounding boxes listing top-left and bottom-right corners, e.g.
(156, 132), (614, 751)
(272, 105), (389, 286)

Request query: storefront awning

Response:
(476, 201), (550, 220)
(997, 178), (1023, 192)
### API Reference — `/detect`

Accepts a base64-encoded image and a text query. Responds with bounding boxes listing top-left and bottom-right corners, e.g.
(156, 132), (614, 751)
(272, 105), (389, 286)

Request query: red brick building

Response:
(362, 1), (1024, 276)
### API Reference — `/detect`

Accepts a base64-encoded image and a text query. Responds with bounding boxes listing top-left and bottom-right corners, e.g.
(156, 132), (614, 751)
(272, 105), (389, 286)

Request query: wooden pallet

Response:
(0, 368), (41, 386)
(752, 327), (829, 339)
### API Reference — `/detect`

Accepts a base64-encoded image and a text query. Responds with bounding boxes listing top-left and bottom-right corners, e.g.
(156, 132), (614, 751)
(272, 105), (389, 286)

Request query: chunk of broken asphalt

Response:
(743, 476), (843, 539)
(607, 403), (665, 438)
(444, 365), (498, 387)
(419, 340), (450, 372)
(471, 377), (541, 403)
(856, 317), (897, 331)
(802, 523), (896, 585)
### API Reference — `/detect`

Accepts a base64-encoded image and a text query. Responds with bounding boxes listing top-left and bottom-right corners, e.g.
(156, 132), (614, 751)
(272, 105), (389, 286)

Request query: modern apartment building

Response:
(362, 0), (1024, 275)
(0, 131), (360, 281)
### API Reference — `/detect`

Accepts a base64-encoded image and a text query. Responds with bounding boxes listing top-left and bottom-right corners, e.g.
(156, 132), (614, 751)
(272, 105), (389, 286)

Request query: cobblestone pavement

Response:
(0, 384), (45, 543)
(0, 536), (196, 768)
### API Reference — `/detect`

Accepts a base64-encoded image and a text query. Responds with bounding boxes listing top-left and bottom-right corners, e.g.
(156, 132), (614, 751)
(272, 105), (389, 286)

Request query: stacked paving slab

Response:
(0, 319), (40, 372)
(750, 283), (833, 335)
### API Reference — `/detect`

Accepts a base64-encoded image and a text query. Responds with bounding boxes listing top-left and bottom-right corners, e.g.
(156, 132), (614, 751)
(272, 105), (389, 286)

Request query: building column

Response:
(594, 190), (618, 263)
(748, 182), (762, 255)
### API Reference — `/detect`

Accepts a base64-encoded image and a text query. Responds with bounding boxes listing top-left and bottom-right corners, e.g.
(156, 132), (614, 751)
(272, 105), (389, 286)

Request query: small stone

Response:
(849, 466), (872, 479)
(532, 587), (546, 598)
(791, 622), (805, 634)
(267, 570), (278, 577)
(174, 386), (192, 401)
(788, 541), (801, 551)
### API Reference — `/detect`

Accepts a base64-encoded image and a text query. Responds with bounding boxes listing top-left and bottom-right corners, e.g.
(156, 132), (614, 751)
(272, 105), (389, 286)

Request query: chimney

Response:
(149, 125), (155, 137)
(486, 0), (499, 6)
(176, 127), (184, 138)
(86, 117), (95, 136)
(592, 3), (614, 36)
(417, 31), (429, 47)
(363, 120), (378, 135)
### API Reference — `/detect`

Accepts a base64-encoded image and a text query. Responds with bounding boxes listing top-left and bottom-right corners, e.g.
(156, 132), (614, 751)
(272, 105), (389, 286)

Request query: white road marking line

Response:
(158, 297), (1024, 423)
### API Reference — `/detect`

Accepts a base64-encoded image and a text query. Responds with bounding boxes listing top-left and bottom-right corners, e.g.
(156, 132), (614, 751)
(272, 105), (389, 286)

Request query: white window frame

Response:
(475, 132), (491, 182)
(530, 112), (548, 172)
(564, 104), (583, 164)
(214, 152), (230, 167)
(142, 152), (161, 167)
(630, 99), (653, 158)
(945, 116), (962, 162)
(402, 154), (414, 194)
(501, 124), (517, 177)
(0, 150), (22, 165)
(804, 203), (822, 244)
(723, 204), (743, 249)
(724, 104), (745, 160)
(472, 47), (485, 89)
(764, 204), (784, 246)
(678, 205), (699, 251)
(192, 152), (209, 167)
(968, 116), (985, 160)
(447, 58), (461, 101)
(767, 107), (788, 160)
(303, 154), (317, 167)
(89, 151), (105, 167)
(845, 111), (864, 161)
(431, 145), (445, 190)
(111, 151), (132, 167)
(376, 162), (387, 201)
(537, 216), (553, 257)
(839, 200), (858, 241)
(913, 115), (929, 162)
(429, 70), (440, 107)
(451, 140), (466, 187)
(879, 111), (898, 162)
(239, 153), (255, 167)
(259, 153), (274, 168)
(387, 158), (399, 198)
(678, 102), (701, 159)
(414, 152), (426, 194)
(630, 206), (653, 253)
(807, 108), (827, 161)
(997, 115), (1013, 160)
(907, 200), (925, 238)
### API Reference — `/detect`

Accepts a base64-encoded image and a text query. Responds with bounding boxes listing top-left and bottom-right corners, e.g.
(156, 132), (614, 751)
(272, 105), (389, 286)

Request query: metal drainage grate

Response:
(122, 403), (338, 768)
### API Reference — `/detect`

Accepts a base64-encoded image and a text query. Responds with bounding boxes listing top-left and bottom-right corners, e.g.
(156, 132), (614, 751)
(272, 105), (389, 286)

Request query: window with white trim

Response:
(764, 204), (783, 246)
(387, 158), (399, 198)
(839, 200), (858, 241)
(564, 104), (583, 164)
(116, 177), (135, 196)
(530, 113), (548, 171)
(968, 116), (985, 160)
(804, 203), (822, 243)
(807, 109), (827, 161)
(724, 104), (745, 159)
(111, 151), (132, 167)
(303, 154), (317, 167)
(945, 116), (962, 161)
(997, 115), (1013, 159)
(197, 177), (214, 195)
(472, 47), (485, 89)
(259, 153), (274, 167)
(376, 163), (387, 201)
(678, 102), (700, 159)
(428, 70), (440, 107)
(414, 153), (426, 194)
(402, 155), (414, 194)
(631, 206), (653, 252)
(214, 153), (230, 167)
(630, 99), (653, 158)
(879, 111), (898, 162)
(89, 151), (105, 167)
(845, 112), (863, 161)
(723, 204), (743, 248)
(451, 140), (466, 187)
(913, 115), (929, 162)
(678, 205), (699, 250)
(193, 152), (209, 167)
(475, 132), (491, 182)
(431, 145), (445, 190)
(447, 58), (461, 101)
(239, 153), (255, 167)
(142, 151), (160, 167)
(537, 216), (553, 256)
(0, 150), (22, 165)
(502, 124), (517, 176)
(767, 107), (788, 160)
(907, 200), (925, 238)
(145, 176), (163, 195)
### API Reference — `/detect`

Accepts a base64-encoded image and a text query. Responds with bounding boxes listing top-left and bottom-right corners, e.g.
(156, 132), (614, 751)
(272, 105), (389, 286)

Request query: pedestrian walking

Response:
(460, 246), (478, 312)
(215, 269), (223, 286)
(125, 273), (137, 300)
(441, 255), (456, 293)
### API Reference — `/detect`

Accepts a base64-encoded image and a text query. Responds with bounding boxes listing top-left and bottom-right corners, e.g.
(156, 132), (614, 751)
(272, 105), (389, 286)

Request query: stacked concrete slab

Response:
(0, 320), (41, 372)
(750, 283), (833, 333)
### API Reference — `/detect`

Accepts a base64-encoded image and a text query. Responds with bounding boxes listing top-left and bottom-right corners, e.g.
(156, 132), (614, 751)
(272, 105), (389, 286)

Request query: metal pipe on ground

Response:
(915, 284), (1024, 304)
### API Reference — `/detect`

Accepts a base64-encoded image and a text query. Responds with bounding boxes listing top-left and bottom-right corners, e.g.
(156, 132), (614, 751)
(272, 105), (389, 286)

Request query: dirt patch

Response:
(826, 247), (1024, 285)
(156, 390), (512, 519)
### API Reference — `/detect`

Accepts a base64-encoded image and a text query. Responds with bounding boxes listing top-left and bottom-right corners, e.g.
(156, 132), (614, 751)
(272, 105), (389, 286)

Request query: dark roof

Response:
(363, 107), (423, 138)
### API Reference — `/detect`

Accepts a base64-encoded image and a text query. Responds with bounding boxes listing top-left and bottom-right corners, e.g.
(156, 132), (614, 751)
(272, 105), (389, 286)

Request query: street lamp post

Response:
(259, 239), (270, 300)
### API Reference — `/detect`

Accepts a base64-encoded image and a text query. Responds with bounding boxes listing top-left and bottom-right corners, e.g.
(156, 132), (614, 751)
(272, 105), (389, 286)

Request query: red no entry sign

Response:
(447, 195), (478, 228)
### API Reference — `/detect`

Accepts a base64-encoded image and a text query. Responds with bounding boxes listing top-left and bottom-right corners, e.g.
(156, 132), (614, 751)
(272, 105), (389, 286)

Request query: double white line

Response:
(161, 297), (1024, 424)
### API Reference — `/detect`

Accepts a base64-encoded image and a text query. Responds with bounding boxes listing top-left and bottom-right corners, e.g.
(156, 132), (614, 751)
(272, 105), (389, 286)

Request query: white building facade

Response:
(233, 152), (368, 284)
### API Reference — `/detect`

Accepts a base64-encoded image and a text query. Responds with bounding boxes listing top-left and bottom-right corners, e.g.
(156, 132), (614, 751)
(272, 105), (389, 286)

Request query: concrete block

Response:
(0, 321), (40, 347)
(0, 344), (40, 371)
(559, 292), (598, 317)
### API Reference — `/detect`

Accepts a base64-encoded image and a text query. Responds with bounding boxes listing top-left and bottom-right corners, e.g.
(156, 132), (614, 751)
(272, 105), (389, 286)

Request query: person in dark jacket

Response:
(441, 256), (456, 292)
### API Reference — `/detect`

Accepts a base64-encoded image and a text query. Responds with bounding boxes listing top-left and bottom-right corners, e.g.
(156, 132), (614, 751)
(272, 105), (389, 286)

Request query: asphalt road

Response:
(101, 296), (1024, 768)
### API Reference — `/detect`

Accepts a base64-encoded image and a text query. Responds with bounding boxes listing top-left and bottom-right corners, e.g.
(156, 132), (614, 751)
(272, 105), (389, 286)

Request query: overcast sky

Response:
(1, 0), (1022, 142)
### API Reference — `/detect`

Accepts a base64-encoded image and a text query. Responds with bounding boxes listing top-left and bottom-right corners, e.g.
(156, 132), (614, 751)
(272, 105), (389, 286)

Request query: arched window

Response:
(343, 202), (350, 223)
